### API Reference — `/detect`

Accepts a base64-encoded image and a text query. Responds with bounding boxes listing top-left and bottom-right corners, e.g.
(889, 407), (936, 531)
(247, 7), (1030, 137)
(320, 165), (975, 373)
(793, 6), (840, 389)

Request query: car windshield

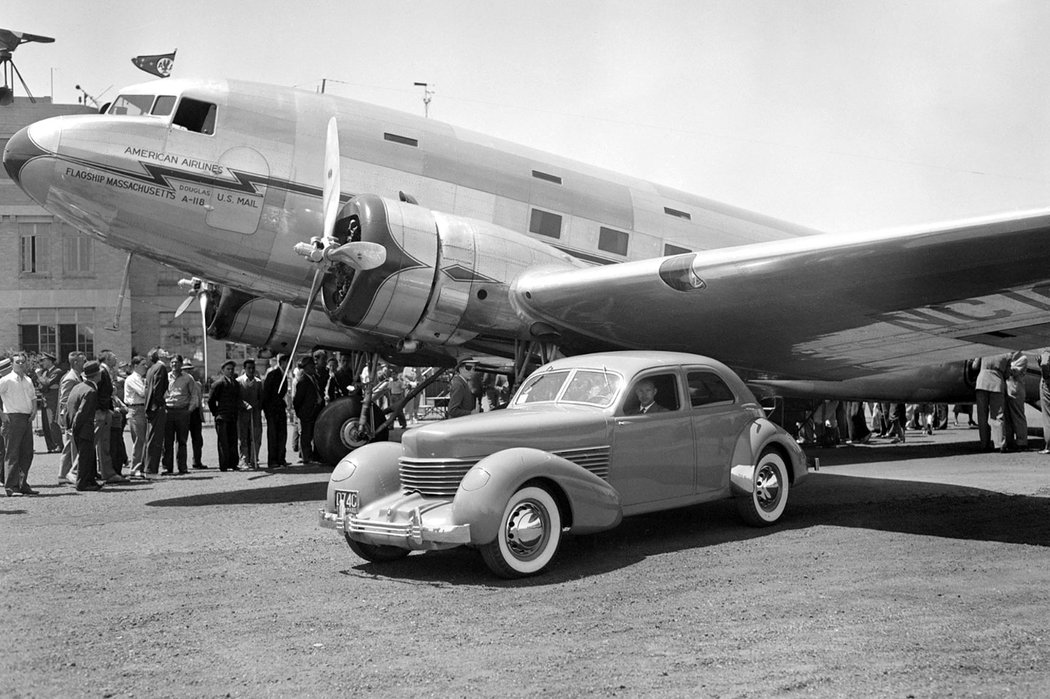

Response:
(513, 368), (622, 407)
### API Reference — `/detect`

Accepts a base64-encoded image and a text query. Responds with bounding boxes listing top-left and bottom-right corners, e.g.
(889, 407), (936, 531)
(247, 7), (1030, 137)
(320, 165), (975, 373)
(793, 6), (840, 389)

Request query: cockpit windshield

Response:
(512, 368), (622, 408)
(108, 94), (177, 117)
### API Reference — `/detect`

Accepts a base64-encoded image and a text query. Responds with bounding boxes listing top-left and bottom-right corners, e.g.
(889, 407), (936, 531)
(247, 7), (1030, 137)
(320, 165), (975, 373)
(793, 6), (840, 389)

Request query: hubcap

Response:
(504, 500), (549, 560)
(755, 463), (782, 512)
(340, 421), (371, 449)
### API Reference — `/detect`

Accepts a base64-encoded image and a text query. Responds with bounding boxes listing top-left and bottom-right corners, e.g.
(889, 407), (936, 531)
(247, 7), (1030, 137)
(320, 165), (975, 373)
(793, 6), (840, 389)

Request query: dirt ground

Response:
(2, 424), (1049, 698)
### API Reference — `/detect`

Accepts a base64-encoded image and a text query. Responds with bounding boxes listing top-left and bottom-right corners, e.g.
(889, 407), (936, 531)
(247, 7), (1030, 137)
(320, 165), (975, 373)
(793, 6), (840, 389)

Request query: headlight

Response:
(330, 458), (358, 483)
(460, 467), (490, 492)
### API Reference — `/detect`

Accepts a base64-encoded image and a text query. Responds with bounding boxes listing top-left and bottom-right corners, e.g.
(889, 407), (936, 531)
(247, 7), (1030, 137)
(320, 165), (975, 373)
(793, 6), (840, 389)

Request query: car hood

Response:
(402, 406), (611, 460)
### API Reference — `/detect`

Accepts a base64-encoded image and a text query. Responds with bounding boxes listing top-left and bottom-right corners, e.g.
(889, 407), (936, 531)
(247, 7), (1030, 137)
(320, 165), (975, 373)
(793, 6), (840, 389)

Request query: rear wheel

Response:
(480, 486), (562, 578)
(736, 450), (789, 526)
(345, 534), (410, 562)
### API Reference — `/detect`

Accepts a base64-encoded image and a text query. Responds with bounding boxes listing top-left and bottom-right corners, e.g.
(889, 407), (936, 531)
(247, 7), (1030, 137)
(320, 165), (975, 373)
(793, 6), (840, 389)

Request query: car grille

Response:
(400, 446), (611, 497)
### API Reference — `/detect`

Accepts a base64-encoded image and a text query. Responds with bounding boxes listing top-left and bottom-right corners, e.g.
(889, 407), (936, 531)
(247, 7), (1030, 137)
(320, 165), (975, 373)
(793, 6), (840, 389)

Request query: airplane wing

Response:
(513, 209), (1050, 380)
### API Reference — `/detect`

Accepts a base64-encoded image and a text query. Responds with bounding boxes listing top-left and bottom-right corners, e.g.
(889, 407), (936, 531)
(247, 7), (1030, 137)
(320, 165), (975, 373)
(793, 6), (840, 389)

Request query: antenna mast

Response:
(413, 81), (434, 118)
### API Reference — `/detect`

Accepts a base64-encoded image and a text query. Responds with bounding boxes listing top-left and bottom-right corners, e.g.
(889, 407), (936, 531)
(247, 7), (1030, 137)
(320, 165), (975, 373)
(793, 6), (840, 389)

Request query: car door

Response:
(609, 370), (696, 509)
(685, 367), (752, 494)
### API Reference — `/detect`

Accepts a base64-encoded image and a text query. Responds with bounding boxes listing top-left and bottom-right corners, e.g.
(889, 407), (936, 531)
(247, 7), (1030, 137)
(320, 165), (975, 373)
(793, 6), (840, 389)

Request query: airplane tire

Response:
(313, 397), (389, 465)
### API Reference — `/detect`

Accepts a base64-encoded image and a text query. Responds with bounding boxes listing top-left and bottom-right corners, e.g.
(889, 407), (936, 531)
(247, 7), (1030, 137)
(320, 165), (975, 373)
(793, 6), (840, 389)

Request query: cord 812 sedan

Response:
(319, 351), (807, 578)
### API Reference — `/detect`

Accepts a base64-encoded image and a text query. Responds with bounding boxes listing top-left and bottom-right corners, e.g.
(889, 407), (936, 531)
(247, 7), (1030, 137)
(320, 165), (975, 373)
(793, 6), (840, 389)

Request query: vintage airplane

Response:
(5, 78), (1050, 458)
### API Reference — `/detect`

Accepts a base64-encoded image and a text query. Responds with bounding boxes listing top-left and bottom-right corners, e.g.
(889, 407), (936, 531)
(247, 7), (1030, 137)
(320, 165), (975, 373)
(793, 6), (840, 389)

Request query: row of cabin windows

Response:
(528, 207), (692, 258)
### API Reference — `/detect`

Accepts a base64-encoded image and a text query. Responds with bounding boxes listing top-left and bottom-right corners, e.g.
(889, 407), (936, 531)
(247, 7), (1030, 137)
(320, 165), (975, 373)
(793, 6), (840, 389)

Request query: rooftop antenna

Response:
(0, 27), (55, 105)
(75, 84), (99, 108)
(413, 81), (433, 118)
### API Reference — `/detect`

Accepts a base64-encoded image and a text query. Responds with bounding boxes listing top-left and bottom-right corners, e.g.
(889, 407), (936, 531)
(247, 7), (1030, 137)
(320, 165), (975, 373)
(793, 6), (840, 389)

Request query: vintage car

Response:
(319, 351), (808, 578)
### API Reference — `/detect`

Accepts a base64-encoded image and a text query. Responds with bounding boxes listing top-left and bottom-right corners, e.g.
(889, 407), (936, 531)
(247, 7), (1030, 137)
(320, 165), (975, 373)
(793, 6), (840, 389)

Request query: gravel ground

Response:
(2, 425), (1049, 698)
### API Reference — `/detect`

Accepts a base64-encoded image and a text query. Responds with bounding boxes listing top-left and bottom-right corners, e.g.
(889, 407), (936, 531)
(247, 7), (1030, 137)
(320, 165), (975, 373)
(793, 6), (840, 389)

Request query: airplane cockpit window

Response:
(172, 97), (217, 135)
(151, 95), (176, 116)
(109, 94), (155, 116)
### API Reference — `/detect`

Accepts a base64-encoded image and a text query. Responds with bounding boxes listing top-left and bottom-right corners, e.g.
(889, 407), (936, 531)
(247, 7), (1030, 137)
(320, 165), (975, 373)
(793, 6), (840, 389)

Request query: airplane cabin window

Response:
(529, 208), (562, 239)
(532, 170), (562, 184)
(686, 371), (735, 407)
(664, 243), (691, 256)
(664, 206), (692, 221)
(151, 95), (176, 116)
(109, 94), (155, 116)
(173, 98), (217, 135)
(598, 226), (629, 256)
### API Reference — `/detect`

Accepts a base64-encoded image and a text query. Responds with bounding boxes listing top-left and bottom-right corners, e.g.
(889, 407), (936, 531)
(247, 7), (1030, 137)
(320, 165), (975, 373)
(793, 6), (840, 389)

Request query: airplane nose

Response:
(3, 120), (60, 204)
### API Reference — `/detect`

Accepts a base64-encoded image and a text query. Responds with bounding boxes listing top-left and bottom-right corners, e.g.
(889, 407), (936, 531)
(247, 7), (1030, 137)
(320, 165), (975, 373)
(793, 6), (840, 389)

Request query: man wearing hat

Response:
(1, 354), (40, 495)
(447, 360), (478, 419)
(237, 358), (263, 469)
(58, 351), (86, 484)
(208, 359), (241, 471)
(183, 359), (206, 469)
(66, 360), (102, 491)
(293, 355), (324, 464)
(123, 355), (149, 479)
(35, 352), (63, 453)
(143, 347), (170, 474)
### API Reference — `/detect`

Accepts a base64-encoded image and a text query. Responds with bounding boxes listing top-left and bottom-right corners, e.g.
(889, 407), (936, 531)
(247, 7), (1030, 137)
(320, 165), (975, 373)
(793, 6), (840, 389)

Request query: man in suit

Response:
(143, 347), (170, 474)
(293, 356), (324, 464)
(446, 360), (477, 419)
(208, 360), (241, 471)
(58, 351), (85, 484)
(35, 352), (63, 453)
(67, 360), (103, 491)
(262, 354), (289, 468)
(629, 379), (668, 415)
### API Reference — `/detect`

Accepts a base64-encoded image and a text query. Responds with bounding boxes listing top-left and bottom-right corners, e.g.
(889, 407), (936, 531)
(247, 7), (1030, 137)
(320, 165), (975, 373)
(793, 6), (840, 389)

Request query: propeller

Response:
(176, 277), (212, 380)
(280, 117), (387, 391)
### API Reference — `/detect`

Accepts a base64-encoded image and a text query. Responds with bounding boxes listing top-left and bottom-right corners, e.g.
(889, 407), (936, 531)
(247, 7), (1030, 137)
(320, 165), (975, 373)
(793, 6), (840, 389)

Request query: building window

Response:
(19, 308), (94, 363)
(664, 243), (691, 256)
(159, 311), (206, 365)
(19, 222), (49, 274)
(64, 233), (93, 274)
(598, 227), (629, 256)
(529, 208), (562, 239)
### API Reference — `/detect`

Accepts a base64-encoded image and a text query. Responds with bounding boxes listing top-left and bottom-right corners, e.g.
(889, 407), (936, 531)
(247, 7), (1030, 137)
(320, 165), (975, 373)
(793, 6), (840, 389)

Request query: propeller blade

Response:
(325, 241), (386, 271)
(279, 267), (325, 393)
(321, 116), (342, 242)
(174, 294), (195, 318)
(199, 293), (209, 382)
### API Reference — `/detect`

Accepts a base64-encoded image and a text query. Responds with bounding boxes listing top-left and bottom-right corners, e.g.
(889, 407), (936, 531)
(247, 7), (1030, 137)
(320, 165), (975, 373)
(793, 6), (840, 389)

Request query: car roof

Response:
(541, 351), (733, 376)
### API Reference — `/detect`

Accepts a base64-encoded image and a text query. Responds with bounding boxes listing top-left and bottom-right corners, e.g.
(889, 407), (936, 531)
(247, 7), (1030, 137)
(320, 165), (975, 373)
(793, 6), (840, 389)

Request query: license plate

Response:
(335, 490), (359, 518)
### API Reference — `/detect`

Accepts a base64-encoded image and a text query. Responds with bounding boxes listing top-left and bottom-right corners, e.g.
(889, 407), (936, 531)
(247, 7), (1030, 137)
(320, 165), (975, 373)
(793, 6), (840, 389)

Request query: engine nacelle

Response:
(206, 286), (381, 353)
(320, 194), (583, 349)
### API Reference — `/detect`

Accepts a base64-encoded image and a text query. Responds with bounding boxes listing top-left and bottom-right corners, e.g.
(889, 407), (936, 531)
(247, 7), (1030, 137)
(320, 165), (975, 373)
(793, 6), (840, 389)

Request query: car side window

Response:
(687, 370), (735, 407)
(623, 373), (680, 414)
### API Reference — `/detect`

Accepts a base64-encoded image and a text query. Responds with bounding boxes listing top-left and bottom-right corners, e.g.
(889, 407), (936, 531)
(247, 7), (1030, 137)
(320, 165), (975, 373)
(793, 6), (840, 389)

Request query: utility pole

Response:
(413, 81), (433, 118)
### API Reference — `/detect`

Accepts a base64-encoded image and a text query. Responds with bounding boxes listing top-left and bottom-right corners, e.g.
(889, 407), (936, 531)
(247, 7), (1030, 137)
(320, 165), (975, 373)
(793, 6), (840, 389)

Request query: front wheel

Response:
(345, 534), (410, 563)
(736, 450), (790, 527)
(480, 486), (562, 578)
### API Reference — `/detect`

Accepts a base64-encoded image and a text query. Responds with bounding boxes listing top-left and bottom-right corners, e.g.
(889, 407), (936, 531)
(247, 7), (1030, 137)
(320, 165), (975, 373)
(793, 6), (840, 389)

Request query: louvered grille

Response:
(400, 457), (478, 496)
(400, 445), (611, 497)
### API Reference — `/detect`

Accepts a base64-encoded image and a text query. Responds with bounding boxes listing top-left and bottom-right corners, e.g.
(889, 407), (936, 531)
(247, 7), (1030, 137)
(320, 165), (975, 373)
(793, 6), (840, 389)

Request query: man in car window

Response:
(629, 379), (667, 414)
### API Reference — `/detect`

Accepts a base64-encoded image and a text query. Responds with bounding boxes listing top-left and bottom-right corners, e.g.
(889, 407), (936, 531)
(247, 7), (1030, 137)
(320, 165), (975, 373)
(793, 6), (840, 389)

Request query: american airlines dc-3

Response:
(6, 78), (1050, 459)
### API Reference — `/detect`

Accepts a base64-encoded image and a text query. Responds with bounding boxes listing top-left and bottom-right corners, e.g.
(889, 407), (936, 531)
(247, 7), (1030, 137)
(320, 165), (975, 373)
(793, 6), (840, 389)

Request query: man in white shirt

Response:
(123, 356), (149, 479)
(1, 353), (40, 496)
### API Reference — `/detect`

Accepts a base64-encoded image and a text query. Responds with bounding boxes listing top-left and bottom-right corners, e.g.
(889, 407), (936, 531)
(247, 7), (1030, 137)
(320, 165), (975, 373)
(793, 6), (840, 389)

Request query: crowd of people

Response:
(796, 349), (1050, 453)
(0, 346), (479, 497)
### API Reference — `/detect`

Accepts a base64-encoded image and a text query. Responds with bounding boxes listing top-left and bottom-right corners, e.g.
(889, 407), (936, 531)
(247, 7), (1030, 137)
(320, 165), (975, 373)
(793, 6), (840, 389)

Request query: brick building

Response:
(0, 97), (233, 372)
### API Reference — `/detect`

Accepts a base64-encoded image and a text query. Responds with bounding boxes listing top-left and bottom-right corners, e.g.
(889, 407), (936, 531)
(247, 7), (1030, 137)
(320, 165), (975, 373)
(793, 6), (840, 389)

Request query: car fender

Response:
(325, 441), (404, 508)
(729, 418), (805, 496)
(453, 447), (623, 545)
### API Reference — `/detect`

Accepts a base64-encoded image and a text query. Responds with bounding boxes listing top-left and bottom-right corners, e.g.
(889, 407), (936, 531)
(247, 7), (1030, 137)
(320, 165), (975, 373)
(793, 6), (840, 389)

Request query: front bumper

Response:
(319, 490), (471, 551)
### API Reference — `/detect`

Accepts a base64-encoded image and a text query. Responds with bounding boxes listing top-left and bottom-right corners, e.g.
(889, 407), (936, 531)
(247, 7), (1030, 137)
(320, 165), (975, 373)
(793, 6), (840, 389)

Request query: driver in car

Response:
(629, 379), (667, 415)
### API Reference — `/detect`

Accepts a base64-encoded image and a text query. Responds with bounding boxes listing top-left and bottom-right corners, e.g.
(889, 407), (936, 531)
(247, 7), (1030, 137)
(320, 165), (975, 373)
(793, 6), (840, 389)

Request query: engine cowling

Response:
(206, 286), (379, 353)
(320, 194), (583, 349)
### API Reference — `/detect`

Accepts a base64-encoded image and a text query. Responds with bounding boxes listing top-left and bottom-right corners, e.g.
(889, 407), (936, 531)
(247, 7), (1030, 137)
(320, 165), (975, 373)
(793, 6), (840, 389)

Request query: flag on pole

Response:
(131, 50), (176, 78)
